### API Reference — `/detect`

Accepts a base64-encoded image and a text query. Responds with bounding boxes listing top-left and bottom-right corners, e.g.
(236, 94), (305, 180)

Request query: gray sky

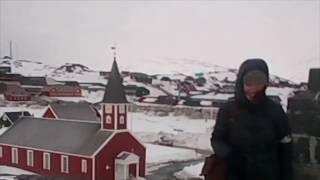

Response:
(0, 0), (319, 82)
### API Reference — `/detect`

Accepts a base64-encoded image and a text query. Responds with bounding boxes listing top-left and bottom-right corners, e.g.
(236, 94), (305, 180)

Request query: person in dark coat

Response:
(211, 59), (293, 180)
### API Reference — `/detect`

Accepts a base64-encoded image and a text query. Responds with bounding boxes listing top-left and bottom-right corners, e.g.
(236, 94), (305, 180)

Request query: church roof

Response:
(0, 117), (114, 156)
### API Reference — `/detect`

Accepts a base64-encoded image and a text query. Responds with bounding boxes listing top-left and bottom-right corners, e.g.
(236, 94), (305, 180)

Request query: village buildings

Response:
(0, 60), (146, 180)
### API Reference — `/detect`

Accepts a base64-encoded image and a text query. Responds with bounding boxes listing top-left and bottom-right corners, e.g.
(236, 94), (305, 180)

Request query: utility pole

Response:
(9, 40), (13, 59)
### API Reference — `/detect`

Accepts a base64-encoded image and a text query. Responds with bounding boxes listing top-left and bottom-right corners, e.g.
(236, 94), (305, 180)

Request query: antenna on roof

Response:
(9, 40), (13, 59)
(111, 44), (117, 61)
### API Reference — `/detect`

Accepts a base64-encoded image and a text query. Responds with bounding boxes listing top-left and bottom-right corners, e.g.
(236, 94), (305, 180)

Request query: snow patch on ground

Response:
(175, 162), (204, 180)
(146, 144), (201, 165)
(0, 165), (35, 175)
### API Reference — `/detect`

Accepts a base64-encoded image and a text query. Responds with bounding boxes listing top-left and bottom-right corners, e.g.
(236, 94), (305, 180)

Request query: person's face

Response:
(243, 81), (266, 101)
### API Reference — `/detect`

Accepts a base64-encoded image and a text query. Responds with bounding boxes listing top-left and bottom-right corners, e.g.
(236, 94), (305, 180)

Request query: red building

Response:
(4, 84), (32, 101)
(0, 60), (146, 180)
(42, 85), (81, 97)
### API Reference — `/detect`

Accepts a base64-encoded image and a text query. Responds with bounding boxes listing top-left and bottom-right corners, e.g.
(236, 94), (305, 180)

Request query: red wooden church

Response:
(0, 59), (146, 180)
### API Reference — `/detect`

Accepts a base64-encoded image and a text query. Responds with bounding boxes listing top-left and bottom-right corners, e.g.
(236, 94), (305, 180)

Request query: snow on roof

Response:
(200, 100), (212, 106)
(143, 97), (158, 103)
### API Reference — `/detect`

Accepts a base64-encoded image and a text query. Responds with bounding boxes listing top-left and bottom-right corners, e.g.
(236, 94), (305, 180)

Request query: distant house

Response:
(156, 96), (178, 105)
(211, 99), (228, 108)
(183, 99), (201, 107)
(42, 84), (81, 97)
(0, 111), (31, 128)
(195, 77), (207, 87)
(99, 71), (111, 79)
(0, 59), (146, 180)
(0, 73), (23, 83)
(124, 85), (150, 97)
(121, 71), (130, 77)
(62, 81), (80, 86)
(0, 66), (11, 73)
(130, 72), (152, 84)
(23, 86), (43, 96)
(21, 76), (47, 87)
(17, 76), (47, 96)
(43, 101), (100, 122)
(4, 84), (31, 101)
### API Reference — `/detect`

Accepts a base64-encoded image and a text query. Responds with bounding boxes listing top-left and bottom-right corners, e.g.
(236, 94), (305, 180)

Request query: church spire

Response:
(102, 47), (128, 103)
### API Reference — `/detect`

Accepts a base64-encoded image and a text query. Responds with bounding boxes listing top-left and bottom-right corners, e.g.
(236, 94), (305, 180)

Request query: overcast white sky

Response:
(0, 0), (319, 82)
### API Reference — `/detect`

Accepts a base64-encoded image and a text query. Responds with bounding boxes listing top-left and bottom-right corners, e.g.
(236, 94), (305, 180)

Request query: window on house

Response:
(106, 116), (112, 124)
(0, 146), (3, 158)
(81, 159), (87, 173)
(27, 150), (34, 167)
(61, 155), (69, 173)
(43, 152), (50, 170)
(119, 116), (125, 124)
(119, 105), (125, 113)
(105, 105), (112, 113)
(11, 148), (18, 164)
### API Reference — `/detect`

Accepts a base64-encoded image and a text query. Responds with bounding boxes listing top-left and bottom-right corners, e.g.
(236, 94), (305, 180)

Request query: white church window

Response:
(43, 152), (50, 170)
(27, 150), (34, 167)
(61, 155), (69, 173)
(11, 148), (18, 164)
(119, 105), (125, 113)
(105, 105), (112, 113)
(106, 116), (112, 124)
(119, 116), (125, 124)
(81, 159), (87, 173)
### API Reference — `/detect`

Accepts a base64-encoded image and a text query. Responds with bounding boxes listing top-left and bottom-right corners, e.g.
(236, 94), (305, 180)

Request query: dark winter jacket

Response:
(211, 59), (293, 180)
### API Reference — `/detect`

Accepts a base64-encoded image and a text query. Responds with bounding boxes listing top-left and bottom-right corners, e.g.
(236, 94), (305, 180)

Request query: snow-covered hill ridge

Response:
(0, 58), (300, 87)
(53, 63), (94, 74)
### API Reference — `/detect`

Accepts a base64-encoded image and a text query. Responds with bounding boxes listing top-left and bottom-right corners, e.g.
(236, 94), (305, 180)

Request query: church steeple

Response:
(101, 47), (129, 130)
(102, 59), (128, 103)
